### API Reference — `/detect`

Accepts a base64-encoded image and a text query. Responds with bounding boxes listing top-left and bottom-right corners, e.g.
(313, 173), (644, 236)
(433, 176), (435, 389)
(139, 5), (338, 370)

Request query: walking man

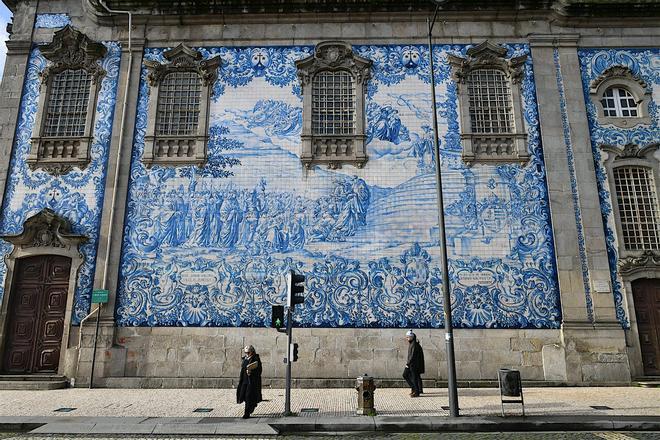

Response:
(403, 330), (425, 397)
(236, 345), (263, 418)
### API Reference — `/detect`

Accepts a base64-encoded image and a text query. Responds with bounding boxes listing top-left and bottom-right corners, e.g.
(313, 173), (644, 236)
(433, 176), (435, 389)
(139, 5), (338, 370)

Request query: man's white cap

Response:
(406, 330), (415, 337)
(244, 345), (254, 353)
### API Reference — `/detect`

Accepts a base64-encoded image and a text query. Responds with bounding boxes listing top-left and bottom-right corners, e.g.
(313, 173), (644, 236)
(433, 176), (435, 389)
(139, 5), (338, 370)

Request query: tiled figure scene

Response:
(0, 44), (121, 323)
(116, 44), (560, 329)
(578, 48), (660, 326)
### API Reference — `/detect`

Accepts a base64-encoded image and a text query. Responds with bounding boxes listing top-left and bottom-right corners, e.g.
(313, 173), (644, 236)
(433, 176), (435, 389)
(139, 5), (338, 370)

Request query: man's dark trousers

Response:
(403, 367), (422, 394)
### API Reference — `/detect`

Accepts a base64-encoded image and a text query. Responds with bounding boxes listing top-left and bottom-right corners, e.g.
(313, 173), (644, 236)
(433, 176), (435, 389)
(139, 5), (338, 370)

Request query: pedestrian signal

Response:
(271, 305), (285, 330)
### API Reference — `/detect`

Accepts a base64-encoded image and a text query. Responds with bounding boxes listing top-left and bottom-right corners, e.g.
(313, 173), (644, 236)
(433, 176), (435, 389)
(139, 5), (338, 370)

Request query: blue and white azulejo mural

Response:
(116, 43), (561, 329)
(578, 47), (660, 327)
(0, 43), (121, 324)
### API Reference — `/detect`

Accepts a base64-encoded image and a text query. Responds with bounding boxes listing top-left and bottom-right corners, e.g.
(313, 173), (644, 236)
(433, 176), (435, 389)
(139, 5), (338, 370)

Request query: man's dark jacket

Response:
(236, 354), (263, 406)
(407, 338), (425, 374)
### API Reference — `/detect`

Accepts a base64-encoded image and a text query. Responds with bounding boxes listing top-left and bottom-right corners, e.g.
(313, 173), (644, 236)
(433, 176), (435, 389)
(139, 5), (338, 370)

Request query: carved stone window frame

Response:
(143, 44), (220, 168)
(448, 41), (529, 166)
(296, 41), (372, 170)
(0, 209), (88, 376)
(28, 26), (107, 176)
(601, 143), (660, 261)
(590, 66), (651, 129)
(601, 144), (660, 379)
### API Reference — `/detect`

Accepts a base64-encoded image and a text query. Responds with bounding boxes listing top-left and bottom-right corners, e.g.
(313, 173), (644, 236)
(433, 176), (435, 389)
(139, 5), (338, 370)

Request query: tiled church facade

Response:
(0, 0), (658, 386)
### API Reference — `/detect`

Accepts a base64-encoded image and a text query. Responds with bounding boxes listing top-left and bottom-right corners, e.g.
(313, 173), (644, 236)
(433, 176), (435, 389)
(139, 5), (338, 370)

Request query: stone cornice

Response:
(527, 34), (580, 47)
(82, 0), (660, 25)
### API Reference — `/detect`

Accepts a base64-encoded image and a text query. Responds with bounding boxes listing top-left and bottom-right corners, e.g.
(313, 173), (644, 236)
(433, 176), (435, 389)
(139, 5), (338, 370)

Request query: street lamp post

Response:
(427, 0), (460, 417)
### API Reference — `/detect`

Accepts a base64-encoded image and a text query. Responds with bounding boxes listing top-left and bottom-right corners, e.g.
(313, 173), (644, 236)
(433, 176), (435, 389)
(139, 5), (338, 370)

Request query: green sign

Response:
(91, 289), (109, 304)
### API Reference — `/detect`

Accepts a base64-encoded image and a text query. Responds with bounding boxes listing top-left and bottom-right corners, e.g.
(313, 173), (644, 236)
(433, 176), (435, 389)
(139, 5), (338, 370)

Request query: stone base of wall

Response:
(68, 325), (633, 387)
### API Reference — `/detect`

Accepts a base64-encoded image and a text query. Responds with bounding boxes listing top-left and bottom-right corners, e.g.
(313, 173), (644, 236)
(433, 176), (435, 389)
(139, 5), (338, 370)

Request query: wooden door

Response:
(633, 278), (660, 376)
(2, 255), (71, 374)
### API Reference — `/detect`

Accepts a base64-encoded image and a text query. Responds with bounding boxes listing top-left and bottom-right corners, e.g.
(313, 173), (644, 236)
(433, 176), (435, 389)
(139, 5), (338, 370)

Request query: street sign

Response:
(91, 289), (109, 304)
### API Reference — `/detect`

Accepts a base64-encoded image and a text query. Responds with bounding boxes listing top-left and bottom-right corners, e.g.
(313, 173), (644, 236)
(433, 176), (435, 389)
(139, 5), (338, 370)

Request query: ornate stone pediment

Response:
(589, 65), (648, 96)
(296, 41), (372, 88)
(1, 209), (88, 250)
(145, 44), (221, 87)
(619, 250), (660, 276)
(40, 25), (107, 83)
(448, 41), (527, 84)
(601, 143), (659, 161)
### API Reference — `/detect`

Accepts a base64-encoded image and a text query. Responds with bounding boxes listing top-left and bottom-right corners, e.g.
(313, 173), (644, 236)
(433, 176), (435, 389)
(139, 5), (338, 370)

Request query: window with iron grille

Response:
(28, 27), (107, 175)
(143, 44), (220, 167)
(296, 41), (371, 169)
(467, 69), (514, 134)
(601, 87), (639, 118)
(448, 42), (528, 166)
(43, 69), (92, 137)
(156, 71), (202, 137)
(613, 166), (660, 251)
(312, 70), (356, 136)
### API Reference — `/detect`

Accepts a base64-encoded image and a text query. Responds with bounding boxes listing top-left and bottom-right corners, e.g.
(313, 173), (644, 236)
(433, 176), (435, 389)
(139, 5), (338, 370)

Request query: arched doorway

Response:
(2, 255), (72, 373)
(632, 278), (660, 375)
(0, 209), (87, 376)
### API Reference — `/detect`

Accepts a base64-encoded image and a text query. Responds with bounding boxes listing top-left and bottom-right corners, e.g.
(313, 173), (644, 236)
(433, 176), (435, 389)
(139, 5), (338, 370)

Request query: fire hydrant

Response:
(355, 374), (376, 415)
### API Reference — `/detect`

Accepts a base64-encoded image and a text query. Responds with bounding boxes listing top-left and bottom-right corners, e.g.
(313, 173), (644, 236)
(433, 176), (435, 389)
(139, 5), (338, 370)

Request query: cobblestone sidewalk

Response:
(0, 387), (658, 418)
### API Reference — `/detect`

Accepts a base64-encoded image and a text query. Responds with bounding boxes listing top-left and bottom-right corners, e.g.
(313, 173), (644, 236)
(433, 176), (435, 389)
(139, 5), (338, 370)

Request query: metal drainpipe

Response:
(73, 304), (100, 385)
(94, 0), (132, 291)
(84, 0), (133, 388)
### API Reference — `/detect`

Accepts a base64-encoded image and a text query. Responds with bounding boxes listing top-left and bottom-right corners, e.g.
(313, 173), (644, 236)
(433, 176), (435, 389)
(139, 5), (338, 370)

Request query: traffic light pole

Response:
(284, 305), (293, 416)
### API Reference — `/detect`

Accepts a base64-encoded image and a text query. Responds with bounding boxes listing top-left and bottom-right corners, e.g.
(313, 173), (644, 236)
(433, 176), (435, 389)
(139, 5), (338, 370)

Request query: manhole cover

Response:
(193, 408), (214, 413)
(53, 408), (76, 413)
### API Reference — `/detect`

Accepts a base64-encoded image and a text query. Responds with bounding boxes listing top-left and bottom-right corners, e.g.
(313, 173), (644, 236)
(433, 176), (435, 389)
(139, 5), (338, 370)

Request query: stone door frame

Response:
(0, 209), (87, 376)
(618, 252), (660, 378)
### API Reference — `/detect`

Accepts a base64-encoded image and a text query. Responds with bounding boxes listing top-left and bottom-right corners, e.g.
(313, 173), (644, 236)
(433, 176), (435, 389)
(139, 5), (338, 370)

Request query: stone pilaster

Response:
(0, 2), (37, 218)
(530, 34), (630, 383)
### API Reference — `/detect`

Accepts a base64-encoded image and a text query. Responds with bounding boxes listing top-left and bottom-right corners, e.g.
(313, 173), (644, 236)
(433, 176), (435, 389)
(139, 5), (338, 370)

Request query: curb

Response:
(3, 416), (660, 435)
(270, 416), (660, 433)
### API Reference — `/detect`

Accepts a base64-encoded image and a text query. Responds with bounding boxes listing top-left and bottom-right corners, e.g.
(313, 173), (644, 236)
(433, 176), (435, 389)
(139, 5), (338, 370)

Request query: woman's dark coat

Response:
(236, 354), (263, 406)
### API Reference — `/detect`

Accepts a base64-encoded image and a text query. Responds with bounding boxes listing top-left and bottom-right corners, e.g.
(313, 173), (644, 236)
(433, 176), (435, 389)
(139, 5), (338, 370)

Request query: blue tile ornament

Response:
(116, 44), (561, 329)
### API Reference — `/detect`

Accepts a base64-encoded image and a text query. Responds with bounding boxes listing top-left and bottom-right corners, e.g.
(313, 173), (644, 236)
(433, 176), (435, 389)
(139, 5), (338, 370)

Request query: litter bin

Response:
(498, 368), (525, 417)
(355, 374), (376, 416)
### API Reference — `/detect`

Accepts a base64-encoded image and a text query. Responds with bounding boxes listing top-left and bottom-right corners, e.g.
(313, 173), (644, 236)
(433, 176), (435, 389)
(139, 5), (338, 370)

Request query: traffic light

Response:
(292, 343), (299, 362)
(287, 270), (306, 309)
(271, 305), (284, 330)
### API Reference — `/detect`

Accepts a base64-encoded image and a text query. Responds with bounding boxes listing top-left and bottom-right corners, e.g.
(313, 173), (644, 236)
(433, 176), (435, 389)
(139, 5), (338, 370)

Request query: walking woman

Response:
(236, 345), (263, 418)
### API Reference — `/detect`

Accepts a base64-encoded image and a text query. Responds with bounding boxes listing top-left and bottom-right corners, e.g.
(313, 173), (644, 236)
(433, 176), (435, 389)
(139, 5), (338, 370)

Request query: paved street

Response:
(0, 387), (659, 418)
(1, 432), (660, 439)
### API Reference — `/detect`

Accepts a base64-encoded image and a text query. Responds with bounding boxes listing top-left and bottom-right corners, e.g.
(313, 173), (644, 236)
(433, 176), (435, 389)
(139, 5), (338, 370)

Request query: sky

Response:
(0, 2), (12, 81)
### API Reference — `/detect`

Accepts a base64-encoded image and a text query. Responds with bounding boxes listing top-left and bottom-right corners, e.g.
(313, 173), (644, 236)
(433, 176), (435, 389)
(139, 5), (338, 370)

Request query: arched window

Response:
(143, 44), (220, 167)
(612, 166), (660, 251)
(589, 66), (651, 128)
(43, 69), (92, 138)
(312, 70), (356, 136)
(28, 26), (107, 175)
(296, 41), (372, 170)
(155, 71), (202, 137)
(466, 69), (514, 134)
(601, 87), (639, 118)
(449, 41), (529, 165)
